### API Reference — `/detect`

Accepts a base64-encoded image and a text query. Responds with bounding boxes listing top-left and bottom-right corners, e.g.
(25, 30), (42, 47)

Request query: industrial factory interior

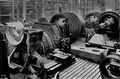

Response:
(0, 0), (120, 79)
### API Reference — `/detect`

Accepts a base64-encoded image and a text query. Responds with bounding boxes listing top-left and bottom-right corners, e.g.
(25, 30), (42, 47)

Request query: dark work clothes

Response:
(85, 21), (100, 33)
(59, 23), (70, 38)
(85, 21), (108, 34)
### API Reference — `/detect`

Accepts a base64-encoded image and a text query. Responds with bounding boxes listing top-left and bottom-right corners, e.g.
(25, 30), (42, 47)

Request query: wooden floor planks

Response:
(77, 64), (98, 79)
(59, 58), (101, 79)
(61, 61), (91, 79)
(10, 57), (102, 79)
(82, 65), (99, 79)
(60, 59), (89, 78)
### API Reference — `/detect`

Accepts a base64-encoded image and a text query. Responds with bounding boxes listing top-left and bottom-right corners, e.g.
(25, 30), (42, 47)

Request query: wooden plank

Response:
(78, 64), (98, 79)
(60, 59), (88, 78)
(93, 72), (101, 79)
(51, 58), (101, 79)
(67, 63), (97, 79)
(88, 67), (100, 79)
(82, 65), (99, 79)
(60, 59), (81, 75)
(60, 58), (83, 75)
(59, 58), (82, 75)
(98, 75), (102, 79)
(61, 60), (91, 79)
(72, 63), (95, 79)
(64, 60), (93, 79)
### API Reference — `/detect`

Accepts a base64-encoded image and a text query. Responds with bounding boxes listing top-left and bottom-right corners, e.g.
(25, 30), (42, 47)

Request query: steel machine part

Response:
(32, 22), (61, 55)
(0, 24), (10, 79)
(33, 13), (79, 76)
(86, 11), (120, 48)
(100, 42), (120, 79)
(100, 53), (120, 79)
(50, 12), (85, 40)
(84, 12), (101, 42)
(98, 11), (120, 38)
(38, 17), (49, 23)
(84, 12), (101, 22)
(6, 23), (45, 78)
(33, 12), (85, 55)
(31, 12), (85, 76)
(32, 12), (85, 55)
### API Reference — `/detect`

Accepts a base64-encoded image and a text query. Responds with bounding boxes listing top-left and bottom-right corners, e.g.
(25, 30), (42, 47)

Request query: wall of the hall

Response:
(0, 0), (119, 23)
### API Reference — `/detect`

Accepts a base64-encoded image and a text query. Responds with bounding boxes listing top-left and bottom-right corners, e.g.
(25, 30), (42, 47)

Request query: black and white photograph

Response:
(0, 0), (120, 79)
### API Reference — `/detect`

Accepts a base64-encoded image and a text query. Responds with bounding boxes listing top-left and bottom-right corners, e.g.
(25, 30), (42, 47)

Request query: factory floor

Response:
(10, 58), (101, 79)
(53, 57), (101, 79)
(9, 37), (102, 79)
(57, 37), (101, 79)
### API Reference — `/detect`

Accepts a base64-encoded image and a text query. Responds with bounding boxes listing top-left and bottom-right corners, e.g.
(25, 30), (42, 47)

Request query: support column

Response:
(101, 0), (105, 12)
(42, 0), (45, 17)
(84, 0), (86, 14)
(118, 0), (120, 13)
(16, 0), (18, 20)
(57, 0), (59, 13)
(12, 0), (14, 20)
(23, 0), (26, 21)
(92, 0), (94, 12)
(35, 0), (38, 19)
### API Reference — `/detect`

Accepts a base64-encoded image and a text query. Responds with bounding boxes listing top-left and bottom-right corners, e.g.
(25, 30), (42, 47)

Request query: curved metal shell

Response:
(100, 54), (120, 79)
(84, 12), (101, 22)
(98, 11), (120, 38)
(32, 12), (85, 54)
(50, 12), (85, 40)
(38, 17), (49, 23)
(32, 23), (61, 54)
